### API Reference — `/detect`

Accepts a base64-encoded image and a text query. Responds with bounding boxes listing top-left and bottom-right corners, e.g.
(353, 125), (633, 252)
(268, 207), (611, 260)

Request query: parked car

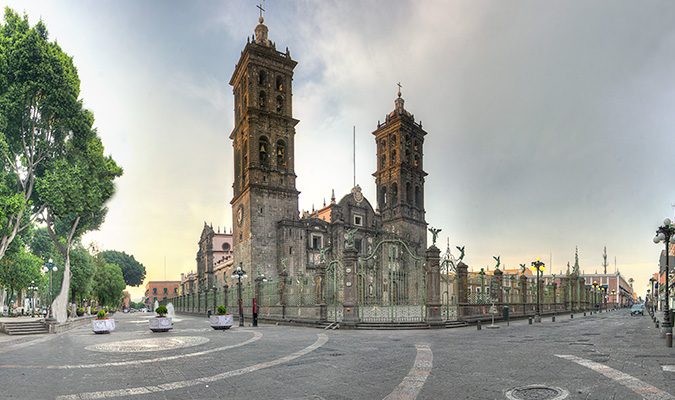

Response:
(630, 304), (644, 316)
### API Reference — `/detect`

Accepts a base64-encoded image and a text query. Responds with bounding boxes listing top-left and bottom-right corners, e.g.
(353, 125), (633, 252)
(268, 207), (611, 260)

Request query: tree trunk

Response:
(51, 252), (71, 323)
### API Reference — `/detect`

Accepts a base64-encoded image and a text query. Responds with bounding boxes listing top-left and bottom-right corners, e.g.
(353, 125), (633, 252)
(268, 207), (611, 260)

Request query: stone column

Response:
(494, 268), (504, 303)
(569, 274), (577, 311)
(424, 245), (443, 327)
(279, 269), (288, 319)
(342, 246), (359, 328)
(456, 262), (468, 320)
(519, 274), (528, 305)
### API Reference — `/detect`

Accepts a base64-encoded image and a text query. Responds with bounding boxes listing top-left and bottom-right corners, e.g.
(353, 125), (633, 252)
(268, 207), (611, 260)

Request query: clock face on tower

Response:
(237, 205), (244, 226)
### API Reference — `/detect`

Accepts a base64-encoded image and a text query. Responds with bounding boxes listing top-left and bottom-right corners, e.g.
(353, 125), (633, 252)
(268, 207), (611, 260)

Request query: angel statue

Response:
(520, 263), (526, 275)
(493, 256), (501, 270)
(345, 228), (358, 248)
(456, 246), (465, 262)
(428, 227), (442, 246)
(281, 258), (288, 273)
(319, 247), (330, 264)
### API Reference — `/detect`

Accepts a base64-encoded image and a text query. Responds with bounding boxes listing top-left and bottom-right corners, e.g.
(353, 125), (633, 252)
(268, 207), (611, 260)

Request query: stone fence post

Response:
(342, 246), (359, 328)
(456, 262), (468, 320)
(425, 245), (443, 327)
(494, 268), (504, 303)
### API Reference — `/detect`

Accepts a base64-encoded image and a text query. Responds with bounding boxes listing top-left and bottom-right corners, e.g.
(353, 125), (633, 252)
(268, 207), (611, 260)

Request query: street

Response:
(0, 309), (673, 399)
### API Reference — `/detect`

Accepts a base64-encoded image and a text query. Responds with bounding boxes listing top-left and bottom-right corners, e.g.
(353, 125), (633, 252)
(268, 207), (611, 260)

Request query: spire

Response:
(395, 82), (405, 112)
(331, 189), (336, 204)
(254, 2), (270, 46)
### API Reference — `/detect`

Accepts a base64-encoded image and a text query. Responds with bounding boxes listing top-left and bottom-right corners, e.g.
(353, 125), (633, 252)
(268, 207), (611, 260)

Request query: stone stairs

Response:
(1, 320), (50, 335)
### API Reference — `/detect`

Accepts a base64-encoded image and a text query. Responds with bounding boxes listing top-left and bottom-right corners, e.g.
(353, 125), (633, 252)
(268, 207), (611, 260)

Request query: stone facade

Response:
(229, 17), (428, 284)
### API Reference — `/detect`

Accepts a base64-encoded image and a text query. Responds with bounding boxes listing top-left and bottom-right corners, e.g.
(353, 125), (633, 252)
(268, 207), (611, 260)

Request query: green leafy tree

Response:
(36, 111), (122, 322)
(91, 258), (125, 309)
(0, 238), (42, 308)
(0, 8), (83, 261)
(99, 250), (146, 287)
(68, 244), (96, 306)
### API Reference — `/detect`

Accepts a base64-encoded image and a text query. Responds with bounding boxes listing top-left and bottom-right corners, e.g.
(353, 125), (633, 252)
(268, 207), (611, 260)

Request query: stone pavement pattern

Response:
(0, 310), (673, 399)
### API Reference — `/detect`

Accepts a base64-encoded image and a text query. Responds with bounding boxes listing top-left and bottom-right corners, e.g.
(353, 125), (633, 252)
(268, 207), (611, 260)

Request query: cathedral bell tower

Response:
(230, 13), (299, 278)
(372, 87), (428, 251)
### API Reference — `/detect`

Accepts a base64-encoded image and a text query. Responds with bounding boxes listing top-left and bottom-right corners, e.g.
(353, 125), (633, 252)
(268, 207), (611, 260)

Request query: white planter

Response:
(149, 316), (172, 332)
(210, 314), (234, 330)
(92, 318), (115, 334)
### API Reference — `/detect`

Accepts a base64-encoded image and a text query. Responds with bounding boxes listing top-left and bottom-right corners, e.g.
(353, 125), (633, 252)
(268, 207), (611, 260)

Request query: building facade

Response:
(228, 15), (428, 285)
(144, 281), (180, 310)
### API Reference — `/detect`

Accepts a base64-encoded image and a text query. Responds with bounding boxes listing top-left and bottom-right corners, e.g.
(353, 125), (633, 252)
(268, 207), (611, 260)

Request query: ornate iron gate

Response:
(326, 259), (344, 321)
(357, 239), (425, 322)
(440, 242), (459, 321)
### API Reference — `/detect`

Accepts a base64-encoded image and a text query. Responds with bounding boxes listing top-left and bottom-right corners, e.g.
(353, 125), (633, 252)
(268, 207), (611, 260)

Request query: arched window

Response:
(276, 75), (283, 91)
(391, 183), (398, 204)
(259, 91), (266, 109)
(414, 154), (419, 167)
(276, 95), (283, 113)
(258, 70), (266, 85)
(390, 149), (396, 165)
(381, 187), (387, 208)
(415, 186), (421, 208)
(259, 136), (269, 168)
(380, 154), (386, 169)
(406, 182), (412, 205)
(276, 140), (286, 169)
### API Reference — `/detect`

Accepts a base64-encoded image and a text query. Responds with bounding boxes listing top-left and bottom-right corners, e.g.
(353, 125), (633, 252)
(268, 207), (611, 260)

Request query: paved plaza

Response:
(0, 310), (674, 399)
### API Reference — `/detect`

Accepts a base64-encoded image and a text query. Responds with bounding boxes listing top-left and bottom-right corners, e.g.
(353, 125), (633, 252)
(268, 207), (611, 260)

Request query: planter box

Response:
(92, 318), (115, 334)
(149, 316), (172, 332)
(210, 314), (234, 330)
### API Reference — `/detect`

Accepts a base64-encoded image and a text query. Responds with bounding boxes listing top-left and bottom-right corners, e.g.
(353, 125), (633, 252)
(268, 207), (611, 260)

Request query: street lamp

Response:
(42, 259), (57, 320)
(592, 281), (599, 311)
(650, 276), (657, 314)
(231, 266), (248, 327)
(531, 258), (545, 322)
(27, 281), (39, 316)
(654, 218), (675, 336)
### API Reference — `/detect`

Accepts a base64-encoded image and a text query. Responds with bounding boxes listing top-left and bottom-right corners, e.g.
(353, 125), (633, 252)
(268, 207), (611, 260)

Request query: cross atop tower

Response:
(257, 2), (265, 22)
(397, 82), (402, 97)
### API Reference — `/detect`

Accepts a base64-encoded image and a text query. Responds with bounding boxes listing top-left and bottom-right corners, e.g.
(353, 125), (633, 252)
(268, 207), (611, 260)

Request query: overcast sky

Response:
(4, 0), (675, 301)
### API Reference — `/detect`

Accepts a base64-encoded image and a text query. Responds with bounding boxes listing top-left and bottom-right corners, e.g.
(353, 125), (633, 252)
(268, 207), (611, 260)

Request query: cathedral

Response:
(227, 13), (430, 283)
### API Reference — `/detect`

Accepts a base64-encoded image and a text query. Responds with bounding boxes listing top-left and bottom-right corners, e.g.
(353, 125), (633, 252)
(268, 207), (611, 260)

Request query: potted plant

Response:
(92, 310), (115, 334)
(76, 307), (85, 317)
(149, 305), (172, 332)
(210, 305), (234, 330)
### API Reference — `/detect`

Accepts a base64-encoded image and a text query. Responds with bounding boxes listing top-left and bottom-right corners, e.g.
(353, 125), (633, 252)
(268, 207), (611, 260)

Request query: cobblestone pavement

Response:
(0, 310), (673, 399)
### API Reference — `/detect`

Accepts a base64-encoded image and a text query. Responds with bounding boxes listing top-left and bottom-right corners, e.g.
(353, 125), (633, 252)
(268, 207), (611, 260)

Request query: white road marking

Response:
(0, 331), (262, 370)
(56, 333), (328, 400)
(662, 365), (675, 372)
(556, 354), (675, 400)
(383, 344), (433, 400)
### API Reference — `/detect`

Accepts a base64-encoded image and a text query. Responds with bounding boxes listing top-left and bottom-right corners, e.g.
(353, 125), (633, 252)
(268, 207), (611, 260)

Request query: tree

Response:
(0, 238), (42, 308)
(99, 250), (146, 287)
(36, 111), (122, 322)
(68, 244), (96, 306)
(91, 258), (125, 309)
(0, 8), (84, 262)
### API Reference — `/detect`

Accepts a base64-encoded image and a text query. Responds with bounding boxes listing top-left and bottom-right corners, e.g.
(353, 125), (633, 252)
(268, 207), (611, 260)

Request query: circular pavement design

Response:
(85, 336), (209, 353)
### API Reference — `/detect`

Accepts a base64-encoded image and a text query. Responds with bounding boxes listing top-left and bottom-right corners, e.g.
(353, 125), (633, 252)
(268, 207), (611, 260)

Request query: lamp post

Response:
(231, 266), (248, 327)
(27, 281), (39, 316)
(654, 218), (675, 337)
(650, 276), (657, 314)
(592, 281), (599, 311)
(42, 259), (57, 320)
(531, 258), (545, 322)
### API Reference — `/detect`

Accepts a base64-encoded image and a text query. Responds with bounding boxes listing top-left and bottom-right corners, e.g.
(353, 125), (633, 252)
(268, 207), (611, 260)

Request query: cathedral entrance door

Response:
(326, 259), (344, 322)
(358, 239), (424, 322)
